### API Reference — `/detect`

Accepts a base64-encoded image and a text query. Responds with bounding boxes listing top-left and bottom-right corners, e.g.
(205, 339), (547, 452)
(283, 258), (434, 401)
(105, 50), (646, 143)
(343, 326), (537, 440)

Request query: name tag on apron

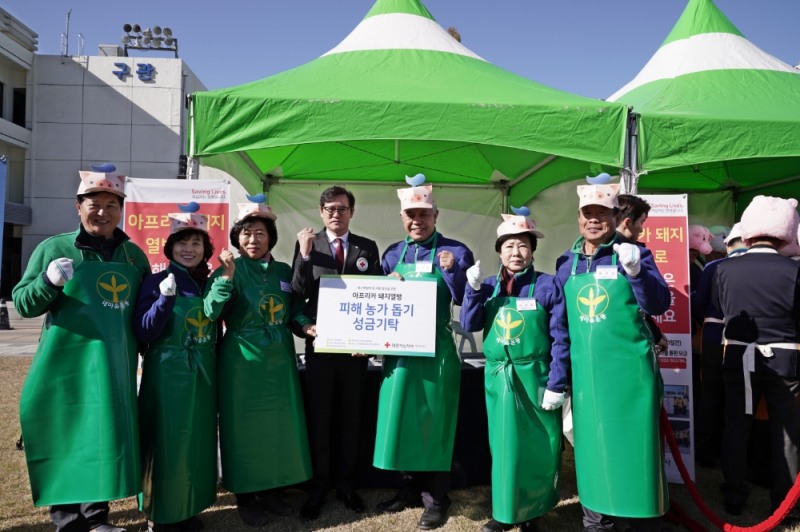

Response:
(516, 298), (537, 311)
(416, 261), (433, 273)
(595, 265), (618, 280)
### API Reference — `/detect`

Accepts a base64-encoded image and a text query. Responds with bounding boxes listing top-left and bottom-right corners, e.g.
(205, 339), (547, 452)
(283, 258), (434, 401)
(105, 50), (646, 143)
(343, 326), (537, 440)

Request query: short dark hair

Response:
(164, 229), (213, 263)
(230, 216), (278, 251)
(77, 191), (125, 206)
(617, 194), (650, 223)
(495, 232), (538, 253)
(319, 186), (355, 210)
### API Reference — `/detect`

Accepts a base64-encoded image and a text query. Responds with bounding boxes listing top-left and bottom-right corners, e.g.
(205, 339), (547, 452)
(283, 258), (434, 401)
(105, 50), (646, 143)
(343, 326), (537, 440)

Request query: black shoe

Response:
(418, 507), (448, 530)
(376, 490), (423, 513)
(300, 498), (324, 521)
(177, 516), (204, 531)
(724, 502), (743, 516)
(148, 523), (181, 532)
(337, 491), (365, 513)
(237, 499), (269, 527)
(519, 519), (539, 532)
(481, 518), (513, 532)
(257, 491), (293, 516)
(91, 525), (127, 532)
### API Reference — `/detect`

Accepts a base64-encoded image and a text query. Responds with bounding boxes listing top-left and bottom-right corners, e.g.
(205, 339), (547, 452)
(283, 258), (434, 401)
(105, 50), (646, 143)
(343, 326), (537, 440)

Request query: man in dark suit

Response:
(291, 186), (381, 520)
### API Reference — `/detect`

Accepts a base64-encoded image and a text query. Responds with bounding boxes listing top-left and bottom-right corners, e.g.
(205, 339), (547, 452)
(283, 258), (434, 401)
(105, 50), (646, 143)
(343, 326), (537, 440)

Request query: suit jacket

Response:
(291, 230), (382, 326)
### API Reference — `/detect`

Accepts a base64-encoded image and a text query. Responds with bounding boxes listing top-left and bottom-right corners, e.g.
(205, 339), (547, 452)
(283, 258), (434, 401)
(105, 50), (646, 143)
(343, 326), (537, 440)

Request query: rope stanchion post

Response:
(659, 406), (800, 532)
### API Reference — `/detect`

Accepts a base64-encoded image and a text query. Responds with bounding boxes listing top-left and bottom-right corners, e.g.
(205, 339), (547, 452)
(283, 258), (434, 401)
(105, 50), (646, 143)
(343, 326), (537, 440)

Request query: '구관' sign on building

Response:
(315, 275), (436, 357)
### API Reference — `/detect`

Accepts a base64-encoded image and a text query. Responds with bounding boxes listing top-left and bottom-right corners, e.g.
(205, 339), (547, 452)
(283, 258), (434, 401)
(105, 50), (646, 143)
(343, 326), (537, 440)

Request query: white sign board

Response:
(315, 275), (436, 356)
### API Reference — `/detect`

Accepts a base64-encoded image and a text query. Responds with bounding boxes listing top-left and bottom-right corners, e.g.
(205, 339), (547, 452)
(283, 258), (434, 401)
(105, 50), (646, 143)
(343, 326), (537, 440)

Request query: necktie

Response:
(334, 238), (345, 274)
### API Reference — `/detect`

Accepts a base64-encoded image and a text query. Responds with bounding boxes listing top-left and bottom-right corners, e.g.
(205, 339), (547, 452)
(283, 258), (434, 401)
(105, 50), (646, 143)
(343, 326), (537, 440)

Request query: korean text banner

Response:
(315, 275), (436, 357)
(124, 178), (230, 273)
(641, 194), (694, 483)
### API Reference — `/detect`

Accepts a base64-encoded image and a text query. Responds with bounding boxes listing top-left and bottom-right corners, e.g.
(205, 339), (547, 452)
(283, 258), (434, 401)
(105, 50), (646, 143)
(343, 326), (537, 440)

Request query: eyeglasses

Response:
(322, 206), (351, 215)
(240, 231), (268, 240)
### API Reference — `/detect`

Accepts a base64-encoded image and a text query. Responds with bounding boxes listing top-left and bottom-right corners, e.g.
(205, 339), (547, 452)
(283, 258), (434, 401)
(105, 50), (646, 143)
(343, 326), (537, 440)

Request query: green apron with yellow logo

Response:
(20, 256), (142, 506)
(218, 257), (311, 493)
(483, 271), (561, 524)
(566, 253), (667, 517)
(139, 285), (216, 523)
(373, 235), (461, 471)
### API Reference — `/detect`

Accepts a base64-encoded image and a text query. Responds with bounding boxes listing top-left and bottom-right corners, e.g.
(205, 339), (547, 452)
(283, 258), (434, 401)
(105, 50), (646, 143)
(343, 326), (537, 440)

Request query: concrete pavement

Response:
(0, 302), (43, 356)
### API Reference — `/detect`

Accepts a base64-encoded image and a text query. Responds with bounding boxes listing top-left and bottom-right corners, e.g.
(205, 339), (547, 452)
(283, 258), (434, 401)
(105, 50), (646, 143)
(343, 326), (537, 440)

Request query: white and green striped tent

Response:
(609, 0), (800, 214)
(189, 0), (628, 208)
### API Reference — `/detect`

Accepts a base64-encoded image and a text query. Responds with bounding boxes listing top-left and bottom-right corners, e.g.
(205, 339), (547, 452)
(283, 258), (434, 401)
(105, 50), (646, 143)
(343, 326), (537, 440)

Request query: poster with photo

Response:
(641, 194), (694, 483)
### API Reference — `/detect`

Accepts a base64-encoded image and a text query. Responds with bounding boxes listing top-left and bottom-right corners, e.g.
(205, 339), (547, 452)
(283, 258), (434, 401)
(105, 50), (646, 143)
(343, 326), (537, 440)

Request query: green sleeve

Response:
(203, 274), (233, 321)
(12, 238), (62, 318)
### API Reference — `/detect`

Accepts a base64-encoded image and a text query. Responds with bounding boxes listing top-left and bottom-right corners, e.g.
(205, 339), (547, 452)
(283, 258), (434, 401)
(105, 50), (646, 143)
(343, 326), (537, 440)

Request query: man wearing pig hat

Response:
(13, 164), (151, 531)
(712, 195), (800, 517)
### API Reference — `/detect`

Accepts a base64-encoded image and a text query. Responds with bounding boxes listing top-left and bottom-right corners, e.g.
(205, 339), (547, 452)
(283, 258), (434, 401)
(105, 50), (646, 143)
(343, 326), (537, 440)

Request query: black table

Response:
(299, 355), (491, 489)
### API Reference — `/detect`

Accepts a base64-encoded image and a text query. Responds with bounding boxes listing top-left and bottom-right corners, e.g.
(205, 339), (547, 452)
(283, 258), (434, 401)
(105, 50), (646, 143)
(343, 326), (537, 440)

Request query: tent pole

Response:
(621, 109), (639, 194)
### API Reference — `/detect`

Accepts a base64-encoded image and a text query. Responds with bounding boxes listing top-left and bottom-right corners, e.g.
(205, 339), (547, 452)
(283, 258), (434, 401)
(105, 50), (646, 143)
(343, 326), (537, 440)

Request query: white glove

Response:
(46, 258), (74, 287)
(541, 389), (566, 411)
(613, 242), (642, 277)
(159, 273), (177, 296)
(466, 260), (481, 291)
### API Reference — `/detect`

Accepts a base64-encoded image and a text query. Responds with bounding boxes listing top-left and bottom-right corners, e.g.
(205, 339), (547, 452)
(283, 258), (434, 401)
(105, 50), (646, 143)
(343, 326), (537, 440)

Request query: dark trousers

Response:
(402, 471), (451, 510)
(304, 351), (368, 500)
(696, 340), (725, 464)
(581, 505), (663, 531)
(50, 501), (109, 532)
(721, 368), (800, 510)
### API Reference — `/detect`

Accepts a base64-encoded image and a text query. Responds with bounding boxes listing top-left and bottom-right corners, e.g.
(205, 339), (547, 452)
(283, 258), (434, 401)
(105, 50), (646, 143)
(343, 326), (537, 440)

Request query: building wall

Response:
(23, 53), (209, 264)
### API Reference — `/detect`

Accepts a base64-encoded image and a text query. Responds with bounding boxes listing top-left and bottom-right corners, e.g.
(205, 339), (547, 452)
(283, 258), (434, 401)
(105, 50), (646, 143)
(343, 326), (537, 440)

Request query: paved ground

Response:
(0, 303), (42, 356)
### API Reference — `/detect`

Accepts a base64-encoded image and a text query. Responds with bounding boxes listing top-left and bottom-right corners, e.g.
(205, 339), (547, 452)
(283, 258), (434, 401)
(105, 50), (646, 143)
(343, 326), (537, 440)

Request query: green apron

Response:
(567, 253), (667, 517)
(20, 256), (142, 506)
(139, 286), (216, 523)
(483, 270), (561, 524)
(218, 258), (311, 493)
(373, 235), (461, 471)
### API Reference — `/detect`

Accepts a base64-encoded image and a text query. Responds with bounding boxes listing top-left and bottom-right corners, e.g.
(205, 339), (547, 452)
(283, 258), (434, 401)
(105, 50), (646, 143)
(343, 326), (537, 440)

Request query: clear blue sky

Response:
(4, 1), (800, 99)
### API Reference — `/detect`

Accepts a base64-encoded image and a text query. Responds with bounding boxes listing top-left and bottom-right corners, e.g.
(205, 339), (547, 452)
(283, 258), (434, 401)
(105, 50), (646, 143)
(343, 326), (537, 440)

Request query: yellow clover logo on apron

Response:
(492, 308), (525, 345)
(576, 284), (610, 323)
(96, 271), (132, 309)
(259, 294), (286, 325)
(185, 306), (212, 343)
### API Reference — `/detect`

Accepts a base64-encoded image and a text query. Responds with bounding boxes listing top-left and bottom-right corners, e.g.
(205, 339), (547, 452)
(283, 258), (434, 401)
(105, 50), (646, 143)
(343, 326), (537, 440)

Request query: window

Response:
(12, 88), (25, 127)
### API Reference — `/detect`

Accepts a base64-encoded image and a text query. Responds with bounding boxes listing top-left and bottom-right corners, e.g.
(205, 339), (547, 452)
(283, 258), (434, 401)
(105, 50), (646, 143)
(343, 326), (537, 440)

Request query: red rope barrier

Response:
(659, 406), (800, 531)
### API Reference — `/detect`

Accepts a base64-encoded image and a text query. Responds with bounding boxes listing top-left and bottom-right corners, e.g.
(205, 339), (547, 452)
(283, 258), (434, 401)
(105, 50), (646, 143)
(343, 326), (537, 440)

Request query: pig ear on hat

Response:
(236, 194), (277, 221)
(77, 164), (126, 198)
(168, 202), (209, 234)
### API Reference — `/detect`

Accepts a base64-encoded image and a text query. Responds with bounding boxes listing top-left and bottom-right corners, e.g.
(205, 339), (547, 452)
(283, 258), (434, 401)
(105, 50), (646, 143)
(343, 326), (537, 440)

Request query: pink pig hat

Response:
(237, 193), (277, 221)
(740, 195), (800, 246)
(688, 224), (713, 255)
(77, 163), (126, 198)
(497, 206), (545, 239)
(398, 173), (436, 211)
(577, 184), (619, 210)
(168, 202), (209, 234)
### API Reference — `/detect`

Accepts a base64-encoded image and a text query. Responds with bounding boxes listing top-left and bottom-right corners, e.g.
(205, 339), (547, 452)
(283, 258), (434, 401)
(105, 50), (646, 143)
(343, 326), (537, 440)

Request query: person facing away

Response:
(712, 195), (800, 517)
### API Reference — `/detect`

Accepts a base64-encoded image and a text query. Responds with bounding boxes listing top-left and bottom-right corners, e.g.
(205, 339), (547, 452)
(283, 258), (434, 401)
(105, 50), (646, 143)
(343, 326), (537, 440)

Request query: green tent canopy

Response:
(189, 0), (628, 206)
(609, 0), (800, 208)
